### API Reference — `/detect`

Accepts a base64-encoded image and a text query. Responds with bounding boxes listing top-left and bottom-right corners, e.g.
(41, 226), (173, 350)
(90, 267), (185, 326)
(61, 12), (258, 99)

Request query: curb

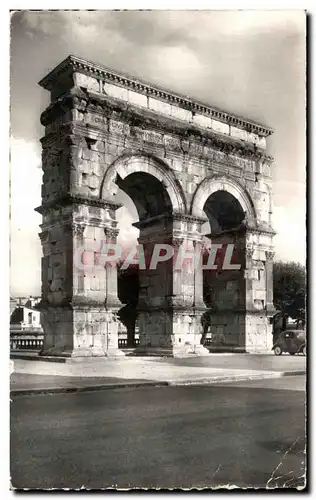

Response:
(10, 381), (169, 397)
(168, 370), (306, 386)
(10, 353), (67, 363)
(10, 370), (305, 396)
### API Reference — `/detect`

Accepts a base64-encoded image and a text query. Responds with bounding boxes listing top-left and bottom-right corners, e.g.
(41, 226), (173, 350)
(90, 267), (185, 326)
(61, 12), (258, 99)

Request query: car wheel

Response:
(302, 346), (306, 356)
(290, 352), (296, 355)
(274, 346), (282, 356)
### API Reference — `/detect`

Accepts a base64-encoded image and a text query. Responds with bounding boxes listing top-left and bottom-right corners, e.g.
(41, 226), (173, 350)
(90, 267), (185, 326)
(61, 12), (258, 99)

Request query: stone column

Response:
(38, 200), (124, 358)
(134, 214), (209, 357)
(104, 227), (121, 309)
(193, 238), (207, 311)
(245, 243), (255, 310)
(103, 226), (124, 354)
(265, 250), (275, 314)
(244, 235), (274, 353)
(167, 224), (209, 357)
(135, 216), (174, 355)
(244, 239), (263, 353)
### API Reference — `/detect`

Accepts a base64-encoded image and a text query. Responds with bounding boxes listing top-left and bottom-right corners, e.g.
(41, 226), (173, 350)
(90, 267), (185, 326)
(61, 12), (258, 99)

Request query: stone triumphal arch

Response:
(36, 55), (275, 358)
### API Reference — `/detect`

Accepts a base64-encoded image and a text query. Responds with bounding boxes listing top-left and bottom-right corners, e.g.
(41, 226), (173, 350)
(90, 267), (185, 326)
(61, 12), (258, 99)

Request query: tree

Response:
(273, 261), (306, 322)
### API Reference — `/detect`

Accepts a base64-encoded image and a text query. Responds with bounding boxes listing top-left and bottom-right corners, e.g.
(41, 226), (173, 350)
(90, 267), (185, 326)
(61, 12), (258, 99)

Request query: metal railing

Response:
(204, 338), (214, 346)
(118, 338), (140, 348)
(10, 337), (44, 350)
(10, 335), (140, 351)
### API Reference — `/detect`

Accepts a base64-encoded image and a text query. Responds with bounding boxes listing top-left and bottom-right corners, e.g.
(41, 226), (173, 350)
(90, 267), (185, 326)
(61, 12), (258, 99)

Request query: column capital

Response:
(63, 222), (86, 238)
(73, 223), (86, 238)
(38, 230), (49, 243)
(265, 250), (275, 260)
(172, 237), (184, 248)
(246, 244), (255, 259)
(104, 226), (119, 241)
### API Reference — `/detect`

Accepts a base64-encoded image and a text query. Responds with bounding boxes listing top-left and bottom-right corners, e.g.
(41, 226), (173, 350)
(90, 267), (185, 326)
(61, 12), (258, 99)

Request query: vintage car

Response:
(273, 329), (306, 356)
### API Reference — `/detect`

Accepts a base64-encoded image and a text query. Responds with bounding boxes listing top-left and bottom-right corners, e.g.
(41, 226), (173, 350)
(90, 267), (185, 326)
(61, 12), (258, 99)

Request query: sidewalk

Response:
(10, 353), (306, 395)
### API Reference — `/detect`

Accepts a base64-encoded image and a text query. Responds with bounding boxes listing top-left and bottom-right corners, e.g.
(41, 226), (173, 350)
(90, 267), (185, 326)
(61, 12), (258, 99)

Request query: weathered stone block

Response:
(82, 149), (100, 162)
(103, 82), (128, 100)
(74, 72), (99, 92)
(230, 126), (248, 141)
(193, 113), (212, 129)
(170, 105), (192, 122)
(109, 119), (130, 136)
(148, 97), (172, 116)
(248, 132), (260, 145)
(212, 119), (229, 135)
(78, 159), (91, 174)
(143, 130), (164, 145)
(128, 90), (148, 108)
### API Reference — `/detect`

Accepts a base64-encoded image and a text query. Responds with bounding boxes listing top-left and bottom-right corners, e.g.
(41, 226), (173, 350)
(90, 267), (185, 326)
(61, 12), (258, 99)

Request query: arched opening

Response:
(201, 190), (247, 349)
(115, 190), (139, 349)
(105, 159), (179, 350)
(116, 171), (173, 221)
(203, 190), (245, 233)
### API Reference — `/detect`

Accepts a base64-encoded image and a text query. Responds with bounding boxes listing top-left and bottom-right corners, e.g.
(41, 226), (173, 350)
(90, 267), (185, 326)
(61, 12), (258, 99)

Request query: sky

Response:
(9, 10), (306, 296)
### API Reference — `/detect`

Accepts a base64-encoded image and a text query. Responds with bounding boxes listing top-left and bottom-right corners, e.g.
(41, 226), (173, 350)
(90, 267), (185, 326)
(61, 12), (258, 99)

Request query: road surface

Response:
(11, 376), (306, 490)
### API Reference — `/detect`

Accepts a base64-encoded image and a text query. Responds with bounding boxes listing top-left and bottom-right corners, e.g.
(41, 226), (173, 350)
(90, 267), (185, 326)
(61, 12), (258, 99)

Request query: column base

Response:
(207, 311), (273, 353)
(245, 312), (274, 353)
(40, 306), (125, 358)
(135, 343), (210, 358)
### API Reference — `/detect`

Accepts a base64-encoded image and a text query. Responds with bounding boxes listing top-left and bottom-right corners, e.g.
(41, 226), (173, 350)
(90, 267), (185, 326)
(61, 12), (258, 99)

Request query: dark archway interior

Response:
(203, 190), (245, 234)
(202, 190), (246, 344)
(115, 172), (172, 222)
(115, 171), (172, 347)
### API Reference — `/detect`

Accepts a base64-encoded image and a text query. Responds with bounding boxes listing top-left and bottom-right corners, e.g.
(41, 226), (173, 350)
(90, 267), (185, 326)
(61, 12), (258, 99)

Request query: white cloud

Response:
(273, 204), (306, 264)
(10, 137), (42, 296)
(116, 205), (139, 247)
(10, 137), (41, 224)
(146, 45), (203, 85)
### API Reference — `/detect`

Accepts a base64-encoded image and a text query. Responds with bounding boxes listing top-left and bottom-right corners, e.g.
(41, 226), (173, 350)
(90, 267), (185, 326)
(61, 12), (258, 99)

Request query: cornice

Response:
(39, 55), (274, 138)
(35, 193), (122, 214)
(248, 224), (276, 236)
(132, 212), (208, 230)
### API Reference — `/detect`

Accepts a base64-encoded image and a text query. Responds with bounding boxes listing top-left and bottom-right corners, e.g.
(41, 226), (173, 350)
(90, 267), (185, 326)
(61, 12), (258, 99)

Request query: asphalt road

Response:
(10, 376), (306, 490)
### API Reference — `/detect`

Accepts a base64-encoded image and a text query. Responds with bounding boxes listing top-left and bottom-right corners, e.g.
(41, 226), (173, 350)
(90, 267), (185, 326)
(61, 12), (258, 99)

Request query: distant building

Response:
(23, 296), (41, 309)
(10, 305), (42, 331)
(10, 297), (18, 315)
(10, 296), (41, 314)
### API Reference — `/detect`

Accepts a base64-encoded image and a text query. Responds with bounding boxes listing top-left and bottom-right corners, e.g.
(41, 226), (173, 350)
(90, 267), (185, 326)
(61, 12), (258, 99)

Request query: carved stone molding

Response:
(40, 94), (274, 164)
(72, 223), (86, 238)
(104, 227), (120, 240)
(35, 193), (122, 215)
(172, 213), (208, 225)
(38, 230), (49, 244)
(172, 237), (184, 249)
(245, 245), (255, 259)
(265, 250), (275, 260)
(39, 55), (273, 138)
